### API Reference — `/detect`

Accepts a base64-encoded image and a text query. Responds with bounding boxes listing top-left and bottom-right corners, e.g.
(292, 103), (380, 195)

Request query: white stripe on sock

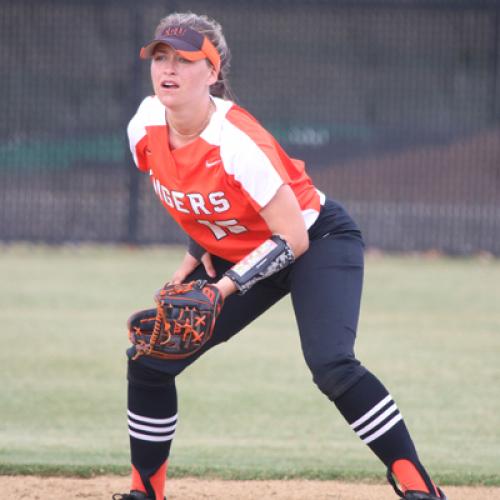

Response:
(127, 410), (177, 425)
(356, 404), (399, 437)
(350, 395), (392, 429)
(128, 429), (175, 442)
(128, 419), (177, 434)
(362, 413), (403, 444)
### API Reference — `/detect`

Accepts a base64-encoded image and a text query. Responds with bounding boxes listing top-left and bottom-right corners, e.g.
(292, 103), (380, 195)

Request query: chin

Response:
(157, 94), (178, 109)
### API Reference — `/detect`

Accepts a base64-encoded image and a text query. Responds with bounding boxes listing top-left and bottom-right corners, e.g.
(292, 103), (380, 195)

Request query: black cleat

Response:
(112, 491), (166, 500)
(112, 492), (150, 500)
(402, 491), (447, 500)
(387, 469), (447, 499)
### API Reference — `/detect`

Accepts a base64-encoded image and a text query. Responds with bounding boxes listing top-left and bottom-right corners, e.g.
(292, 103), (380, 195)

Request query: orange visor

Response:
(140, 26), (221, 74)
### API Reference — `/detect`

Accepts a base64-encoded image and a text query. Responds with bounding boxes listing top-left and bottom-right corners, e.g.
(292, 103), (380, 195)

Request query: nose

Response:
(164, 59), (177, 74)
(162, 54), (178, 74)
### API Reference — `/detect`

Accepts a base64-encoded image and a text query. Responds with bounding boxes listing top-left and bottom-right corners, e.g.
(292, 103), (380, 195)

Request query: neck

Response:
(166, 98), (214, 139)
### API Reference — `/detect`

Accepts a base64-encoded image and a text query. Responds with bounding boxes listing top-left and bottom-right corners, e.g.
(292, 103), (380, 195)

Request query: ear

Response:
(207, 66), (218, 86)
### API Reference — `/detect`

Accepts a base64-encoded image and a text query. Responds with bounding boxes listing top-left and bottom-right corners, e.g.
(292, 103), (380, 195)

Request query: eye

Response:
(153, 53), (167, 62)
(175, 55), (191, 64)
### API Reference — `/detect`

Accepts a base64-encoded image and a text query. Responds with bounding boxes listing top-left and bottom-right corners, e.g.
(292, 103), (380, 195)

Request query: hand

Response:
(200, 252), (217, 279)
(171, 252), (216, 284)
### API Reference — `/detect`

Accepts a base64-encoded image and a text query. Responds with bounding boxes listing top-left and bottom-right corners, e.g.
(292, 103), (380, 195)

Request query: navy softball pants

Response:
(128, 199), (367, 401)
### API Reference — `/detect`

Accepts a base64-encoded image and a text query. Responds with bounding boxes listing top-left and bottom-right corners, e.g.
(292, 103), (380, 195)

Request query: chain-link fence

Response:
(1, 0), (499, 254)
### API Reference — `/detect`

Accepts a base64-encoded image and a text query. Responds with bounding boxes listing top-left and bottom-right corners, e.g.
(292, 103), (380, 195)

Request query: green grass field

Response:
(0, 245), (499, 485)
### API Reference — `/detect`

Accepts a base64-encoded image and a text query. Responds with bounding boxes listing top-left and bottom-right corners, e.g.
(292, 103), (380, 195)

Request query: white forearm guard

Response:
(224, 235), (295, 294)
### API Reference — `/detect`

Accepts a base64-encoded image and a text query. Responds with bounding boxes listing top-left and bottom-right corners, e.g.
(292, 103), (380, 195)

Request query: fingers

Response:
(201, 253), (216, 278)
(171, 252), (216, 284)
(170, 272), (184, 285)
(171, 253), (199, 284)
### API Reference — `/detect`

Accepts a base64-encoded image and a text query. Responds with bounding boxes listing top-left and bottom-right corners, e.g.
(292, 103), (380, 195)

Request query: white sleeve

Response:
(219, 120), (286, 209)
(127, 96), (165, 169)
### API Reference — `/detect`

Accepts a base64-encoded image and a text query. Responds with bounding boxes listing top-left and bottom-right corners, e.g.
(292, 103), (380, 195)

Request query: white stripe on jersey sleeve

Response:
(201, 97), (234, 146)
(219, 120), (285, 209)
(127, 96), (165, 166)
(301, 189), (325, 228)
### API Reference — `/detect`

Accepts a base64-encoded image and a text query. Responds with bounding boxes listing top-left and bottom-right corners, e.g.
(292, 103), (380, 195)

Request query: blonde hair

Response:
(154, 12), (234, 100)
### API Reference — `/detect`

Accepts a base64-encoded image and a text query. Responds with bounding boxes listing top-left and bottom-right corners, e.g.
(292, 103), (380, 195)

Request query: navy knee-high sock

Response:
(127, 360), (177, 500)
(334, 371), (438, 494)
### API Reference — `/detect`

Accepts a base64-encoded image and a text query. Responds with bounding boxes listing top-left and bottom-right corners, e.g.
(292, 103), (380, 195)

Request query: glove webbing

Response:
(133, 308), (208, 360)
(150, 281), (198, 354)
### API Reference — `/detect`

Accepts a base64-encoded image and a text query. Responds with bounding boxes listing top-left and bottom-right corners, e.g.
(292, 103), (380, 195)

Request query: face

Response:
(150, 44), (217, 109)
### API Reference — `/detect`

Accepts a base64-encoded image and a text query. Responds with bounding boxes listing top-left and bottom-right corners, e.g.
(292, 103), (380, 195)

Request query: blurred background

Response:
(1, 0), (499, 254)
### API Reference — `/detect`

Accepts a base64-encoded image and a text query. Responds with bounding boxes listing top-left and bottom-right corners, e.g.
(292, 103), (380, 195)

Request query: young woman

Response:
(114, 12), (446, 500)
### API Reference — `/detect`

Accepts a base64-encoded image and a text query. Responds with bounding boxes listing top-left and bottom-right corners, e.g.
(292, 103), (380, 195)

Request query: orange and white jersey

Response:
(127, 96), (325, 263)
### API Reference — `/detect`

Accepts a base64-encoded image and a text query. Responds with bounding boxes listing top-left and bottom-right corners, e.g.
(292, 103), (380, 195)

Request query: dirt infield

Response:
(2, 475), (499, 499)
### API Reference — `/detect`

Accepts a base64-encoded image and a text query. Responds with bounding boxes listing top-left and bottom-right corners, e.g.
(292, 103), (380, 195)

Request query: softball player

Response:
(113, 12), (447, 500)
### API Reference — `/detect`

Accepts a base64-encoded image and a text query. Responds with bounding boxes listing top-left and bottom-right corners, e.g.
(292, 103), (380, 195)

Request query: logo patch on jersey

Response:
(205, 159), (222, 168)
